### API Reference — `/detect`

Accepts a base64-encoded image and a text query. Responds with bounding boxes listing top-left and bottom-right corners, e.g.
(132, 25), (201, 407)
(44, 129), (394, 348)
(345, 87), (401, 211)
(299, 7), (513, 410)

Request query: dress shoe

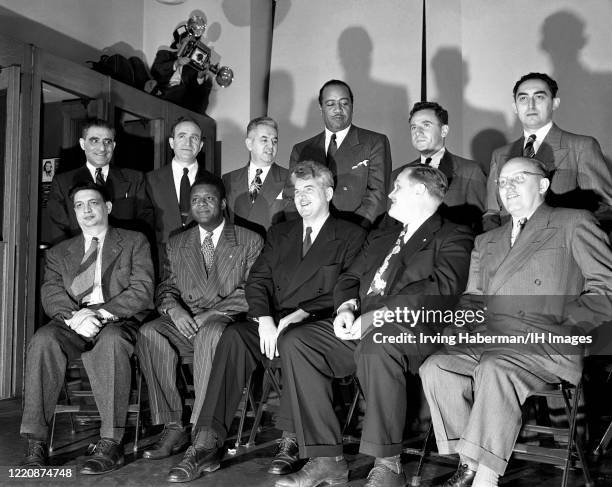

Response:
(80, 438), (124, 475)
(21, 439), (49, 467)
(435, 463), (476, 487)
(166, 445), (223, 483)
(143, 426), (189, 459)
(275, 456), (349, 487)
(364, 460), (406, 487)
(268, 436), (300, 475)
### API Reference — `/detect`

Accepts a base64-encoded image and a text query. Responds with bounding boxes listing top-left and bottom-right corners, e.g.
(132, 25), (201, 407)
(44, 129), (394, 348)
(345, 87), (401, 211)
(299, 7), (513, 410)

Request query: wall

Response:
(268, 0), (422, 169)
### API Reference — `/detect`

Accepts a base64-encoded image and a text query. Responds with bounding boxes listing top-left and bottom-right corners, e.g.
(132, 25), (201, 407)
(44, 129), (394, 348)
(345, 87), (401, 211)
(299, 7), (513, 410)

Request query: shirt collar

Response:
(172, 159), (198, 174)
(86, 162), (109, 180)
(199, 219), (225, 248)
(325, 124), (351, 151)
(83, 228), (108, 249)
(420, 147), (446, 168)
(523, 121), (553, 146)
(248, 162), (272, 184)
(303, 213), (329, 242)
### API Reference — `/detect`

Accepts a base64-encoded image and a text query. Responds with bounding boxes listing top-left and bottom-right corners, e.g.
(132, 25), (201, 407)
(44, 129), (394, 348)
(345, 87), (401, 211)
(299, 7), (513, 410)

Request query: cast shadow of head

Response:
(431, 47), (508, 176)
(300, 26), (413, 170)
(538, 9), (612, 166)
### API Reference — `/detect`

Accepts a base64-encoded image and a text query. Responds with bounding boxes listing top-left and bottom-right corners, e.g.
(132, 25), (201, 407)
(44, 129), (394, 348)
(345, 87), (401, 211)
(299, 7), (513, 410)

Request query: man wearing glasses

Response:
(483, 72), (612, 233)
(420, 157), (612, 487)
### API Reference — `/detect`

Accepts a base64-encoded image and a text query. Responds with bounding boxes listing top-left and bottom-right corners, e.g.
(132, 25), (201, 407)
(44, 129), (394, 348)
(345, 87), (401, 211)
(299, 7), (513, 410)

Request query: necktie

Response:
(249, 168), (263, 203)
(70, 237), (99, 305)
(302, 226), (312, 257)
(179, 167), (190, 225)
(367, 225), (409, 296)
(201, 231), (215, 273)
(424, 157), (432, 166)
(510, 217), (527, 246)
(523, 134), (537, 158)
(327, 133), (338, 176)
(95, 168), (105, 186)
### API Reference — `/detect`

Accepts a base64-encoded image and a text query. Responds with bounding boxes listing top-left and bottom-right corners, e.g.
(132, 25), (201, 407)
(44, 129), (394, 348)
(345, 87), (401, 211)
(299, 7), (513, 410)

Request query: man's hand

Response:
(175, 56), (190, 69)
(168, 305), (198, 339)
(258, 316), (278, 360)
(194, 309), (230, 329)
(73, 315), (102, 338)
(277, 309), (309, 336)
(334, 309), (356, 340)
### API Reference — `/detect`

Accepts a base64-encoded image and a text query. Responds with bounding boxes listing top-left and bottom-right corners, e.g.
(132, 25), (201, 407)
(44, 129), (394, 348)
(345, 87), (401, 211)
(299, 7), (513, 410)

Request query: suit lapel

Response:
(487, 205), (556, 294)
(65, 235), (86, 284)
(210, 223), (240, 287)
(259, 163), (284, 203)
(537, 124), (568, 172)
(438, 151), (455, 186)
(335, 125), (361, 170)
(100, 227), (123, 297)
(232, 165), (251, 215)
(181, 226), (209, 285)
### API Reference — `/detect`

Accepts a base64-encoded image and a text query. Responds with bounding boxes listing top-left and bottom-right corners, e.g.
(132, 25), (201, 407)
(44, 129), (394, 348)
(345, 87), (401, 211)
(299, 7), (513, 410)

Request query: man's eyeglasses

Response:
(496, 171), (544, 189)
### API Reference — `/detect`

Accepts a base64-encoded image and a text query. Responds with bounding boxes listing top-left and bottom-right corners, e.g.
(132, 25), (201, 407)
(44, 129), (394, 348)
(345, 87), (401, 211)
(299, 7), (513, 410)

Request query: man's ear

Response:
(79, 138), (86, 150)
(441, 124), (449, 138)
(169, 137), (175, 151)
(539, 177), (551, 194)
(106, 201), (113, 215)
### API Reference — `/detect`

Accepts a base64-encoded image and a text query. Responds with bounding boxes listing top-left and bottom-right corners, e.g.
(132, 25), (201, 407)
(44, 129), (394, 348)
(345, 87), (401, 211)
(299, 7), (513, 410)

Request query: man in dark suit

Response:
(136, 176), (263, 460)
(483, 72), (612, 232)
(47, 118), (153, 245)
(222, 116), (292, 238)
(146, 117), (215, 263)
(289, 79), (392, 229)
(392, 101), (486, 231)
(163, 161), (366, 483)
(20, 182), (154, 474)
(275, 166), (473, 487)
(421, 157), (612, 487)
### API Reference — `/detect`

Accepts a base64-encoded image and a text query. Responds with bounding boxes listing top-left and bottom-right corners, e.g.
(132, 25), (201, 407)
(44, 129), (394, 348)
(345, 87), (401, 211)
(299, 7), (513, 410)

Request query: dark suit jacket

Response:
(484, 124), (612, 229)
(246, 216), (367, 321)
(146, 163), (215, 246)
(156, 223), (263, 317)
(462, 204), (612, 384)
(289, 125), (392, 228)
(335, 213), (474, 315)
(47, 165), (153, 245)
(392, 150), (486, 231)
(222, 163), (292, 238)
(41, 227), (155, 323)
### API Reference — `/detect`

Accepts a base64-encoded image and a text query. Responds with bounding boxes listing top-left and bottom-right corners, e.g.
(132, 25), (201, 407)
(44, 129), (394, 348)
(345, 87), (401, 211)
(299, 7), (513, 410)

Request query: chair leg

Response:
(594, 421), (612, 456)
(133, 367), (142, 454)
(247, 371), (273, 447)
(410, 422), (433, 487)
(49, 413), (57, 454)
(342, 378), (361, 436)
(561, 383), (593, 487)
(235, 373), (254, 449)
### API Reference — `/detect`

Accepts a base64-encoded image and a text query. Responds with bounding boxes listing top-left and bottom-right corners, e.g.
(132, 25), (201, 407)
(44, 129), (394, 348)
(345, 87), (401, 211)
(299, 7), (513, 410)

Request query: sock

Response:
(166, 421), (184, 431)
(473, 463), (499, 487)
(376, 455), (402, 474)
(193, 428), (220, 450)
(459, 454), (478, 471)
(282, 431), (296, 439)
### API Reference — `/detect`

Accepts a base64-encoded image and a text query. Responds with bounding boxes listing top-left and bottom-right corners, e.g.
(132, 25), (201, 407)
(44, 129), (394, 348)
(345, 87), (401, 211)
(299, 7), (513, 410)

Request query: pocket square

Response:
(276, 190), (284, 200)
(351, 159), (369, 169)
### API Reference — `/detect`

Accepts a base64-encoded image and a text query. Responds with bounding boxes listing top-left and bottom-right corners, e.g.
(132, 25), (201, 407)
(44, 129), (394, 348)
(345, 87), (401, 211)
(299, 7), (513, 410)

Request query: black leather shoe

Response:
(268, 436), (300, 475)
(80, 438), (124, 475)
(364, 460), (406, 487)
(274, 456), (349, 487)
(435, 463), (476, 487)
(143, 426), (189, 460)
(21, 439), (49, 467)
(166, 445), (223, 483)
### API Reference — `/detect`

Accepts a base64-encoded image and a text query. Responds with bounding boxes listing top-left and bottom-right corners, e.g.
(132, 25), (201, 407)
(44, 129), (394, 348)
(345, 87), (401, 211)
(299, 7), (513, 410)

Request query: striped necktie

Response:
(70, 237), (99, 305)
(201, 231), (215, 273)
(523, 134), (536, 158)
(250, 168), (263, 203)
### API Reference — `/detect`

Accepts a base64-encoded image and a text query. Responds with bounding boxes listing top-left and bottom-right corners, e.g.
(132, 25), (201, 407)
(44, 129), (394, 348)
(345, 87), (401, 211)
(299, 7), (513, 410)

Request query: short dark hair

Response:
(246, 116), (278, 137)
(170, 116), (202, 138)
(68, 182), (111, 203)
(318, 79), (354, 106)
(191, 174), (226, 200)
(513, 72), (559, 98)
(409, 101), (449, 125)
(290, 160), (334, 189)
(404, 165), (448, 203)
(81, 118), (115, 139)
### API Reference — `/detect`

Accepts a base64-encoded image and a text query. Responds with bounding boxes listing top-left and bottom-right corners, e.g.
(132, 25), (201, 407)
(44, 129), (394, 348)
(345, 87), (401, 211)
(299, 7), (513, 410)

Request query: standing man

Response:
(289, 79), (392, 229)
(223, 116), (291, 238)
(146, 117), (214, 261)
(21, 182), (154, 474)
(393, 101), (486, 231)
(421, 157), (612, 487)
(136, 176), (263, 460)
(164, 161), (366, 483)
(483, 72), (612, 231)
(276, 166), (473, 487)
(47, 118), (153, 245)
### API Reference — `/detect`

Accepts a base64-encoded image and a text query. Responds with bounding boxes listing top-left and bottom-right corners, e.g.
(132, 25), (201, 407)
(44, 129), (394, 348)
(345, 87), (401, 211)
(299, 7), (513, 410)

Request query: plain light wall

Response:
(268, 0), (423, 169)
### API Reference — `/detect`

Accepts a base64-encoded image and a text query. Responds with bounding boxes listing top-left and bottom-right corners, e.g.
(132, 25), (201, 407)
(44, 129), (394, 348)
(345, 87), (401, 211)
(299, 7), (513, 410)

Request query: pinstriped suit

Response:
(137, 222), (263, 425)
(420, 204), (612, 475)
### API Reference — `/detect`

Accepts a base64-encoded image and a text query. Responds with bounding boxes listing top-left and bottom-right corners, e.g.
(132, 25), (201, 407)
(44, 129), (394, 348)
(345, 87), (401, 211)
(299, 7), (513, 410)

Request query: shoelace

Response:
(87, 438), (117, 456)
(27, 441), (46, 458)
(447, 464), (470, 483)
(275, 437), (297, 456)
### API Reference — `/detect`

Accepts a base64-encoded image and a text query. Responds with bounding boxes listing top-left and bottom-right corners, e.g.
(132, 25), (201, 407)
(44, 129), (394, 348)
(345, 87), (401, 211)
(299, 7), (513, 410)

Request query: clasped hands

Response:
(169, 306), (228, 339)
(66, 308), (104, 338)
(258, 309), (309, 360)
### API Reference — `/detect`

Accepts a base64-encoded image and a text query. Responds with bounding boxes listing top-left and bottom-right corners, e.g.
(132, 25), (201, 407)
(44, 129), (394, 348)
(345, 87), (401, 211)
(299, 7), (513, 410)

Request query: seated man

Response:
(166, 161), (366, 483)
(136, 175), (263, 460)
(276, 166), (473, 487)
(420, 157), (612, 487)
(20, 182), (154, 474)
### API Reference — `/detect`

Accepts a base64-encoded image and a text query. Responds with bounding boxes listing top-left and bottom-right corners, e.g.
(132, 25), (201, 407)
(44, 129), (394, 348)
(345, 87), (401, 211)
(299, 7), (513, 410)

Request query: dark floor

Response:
(1, 397), (612, 487)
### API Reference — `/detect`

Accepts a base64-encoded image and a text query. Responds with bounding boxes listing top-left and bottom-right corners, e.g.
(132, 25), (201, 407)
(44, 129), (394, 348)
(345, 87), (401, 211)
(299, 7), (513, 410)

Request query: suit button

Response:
(342, 186), (348, 191)
(317, 288), (323, 293)
(534, 279), (541, 286)
(188, 294), (193, 299)
(518, 310), (525, 317)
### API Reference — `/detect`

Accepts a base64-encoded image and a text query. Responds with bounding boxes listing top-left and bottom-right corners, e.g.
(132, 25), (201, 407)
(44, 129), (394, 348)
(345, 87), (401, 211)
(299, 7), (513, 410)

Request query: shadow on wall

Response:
(221, 0), (291, 28)
(430, 47), (508, 176)
(539, 10), (612, 162)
